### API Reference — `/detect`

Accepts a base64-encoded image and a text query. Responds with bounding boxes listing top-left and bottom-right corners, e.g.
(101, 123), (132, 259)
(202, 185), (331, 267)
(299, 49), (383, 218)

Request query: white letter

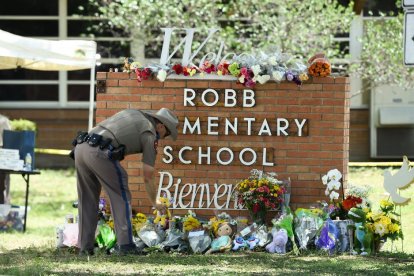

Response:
(224, 89), (237, 107)
(162, 146), (173, 164)
(157, 171), (173, 199)
(207, 117), (219, 135)
(295, 118), (307, 137)
(201, 89), (219, 107)
(216, 147), (234, 165)
(178, 183), (193, 208)
(243, 89), (255, 107)
(239, 148), (257, 166)
(244, 118), (255, 135)
(277, 118), (289, 136)
(188, 28), (219, 65)
(159, 28), (175, 65)
(225, 118), (238, 135)
(262, 148), (274, 166)
(179, 146), (192, 164)
(213, 183), (229, 209)
(184, 88), (196, 106)
(258, 118), (272, 136)
(183, 117), (201, 134)
(198, 147), (211, 164)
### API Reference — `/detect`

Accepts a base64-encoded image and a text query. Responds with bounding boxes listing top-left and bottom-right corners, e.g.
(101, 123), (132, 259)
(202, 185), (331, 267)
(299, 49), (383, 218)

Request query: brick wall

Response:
(96, 72), (350, 217)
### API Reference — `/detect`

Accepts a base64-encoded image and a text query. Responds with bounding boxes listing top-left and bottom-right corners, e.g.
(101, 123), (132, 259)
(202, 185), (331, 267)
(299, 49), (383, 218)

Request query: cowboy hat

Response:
(147, 108), (179, 140)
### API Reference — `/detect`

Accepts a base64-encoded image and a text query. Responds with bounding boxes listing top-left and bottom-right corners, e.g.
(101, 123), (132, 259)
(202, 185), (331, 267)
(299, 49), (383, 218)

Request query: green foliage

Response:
(350, 11), (414, 89)
(84, 0), (354, 60)
(10, 119), (37, 132)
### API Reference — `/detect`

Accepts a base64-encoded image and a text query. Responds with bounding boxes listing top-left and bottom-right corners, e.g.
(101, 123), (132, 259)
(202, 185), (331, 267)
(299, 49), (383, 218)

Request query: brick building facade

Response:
(96, 72), (350, 216)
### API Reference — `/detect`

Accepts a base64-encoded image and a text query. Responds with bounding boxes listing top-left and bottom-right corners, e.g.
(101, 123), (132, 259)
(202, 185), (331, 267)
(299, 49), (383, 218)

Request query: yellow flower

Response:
(379, 215), (391, 226)
(388, 223), (400, 233)
(366, 212), (373, 220)
(380, 199), (393, 209)
(136, 213), (147, 223)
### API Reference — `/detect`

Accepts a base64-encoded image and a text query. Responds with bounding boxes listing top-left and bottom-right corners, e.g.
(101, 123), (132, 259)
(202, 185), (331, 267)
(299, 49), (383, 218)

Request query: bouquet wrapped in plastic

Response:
(307, 53), (331, 77)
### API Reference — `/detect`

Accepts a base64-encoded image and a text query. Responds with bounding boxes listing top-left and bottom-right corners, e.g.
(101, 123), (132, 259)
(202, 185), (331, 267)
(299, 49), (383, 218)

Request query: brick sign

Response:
(95, 73), (350, 217)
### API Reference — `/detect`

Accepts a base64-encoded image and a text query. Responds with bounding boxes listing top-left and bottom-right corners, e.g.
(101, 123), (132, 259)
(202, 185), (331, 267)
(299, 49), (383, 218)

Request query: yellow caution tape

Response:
(35, 148), (71, 155)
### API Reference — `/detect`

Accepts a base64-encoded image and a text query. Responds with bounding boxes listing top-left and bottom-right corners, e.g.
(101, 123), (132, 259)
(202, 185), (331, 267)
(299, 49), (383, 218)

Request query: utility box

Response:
(370, 85), (414, 158)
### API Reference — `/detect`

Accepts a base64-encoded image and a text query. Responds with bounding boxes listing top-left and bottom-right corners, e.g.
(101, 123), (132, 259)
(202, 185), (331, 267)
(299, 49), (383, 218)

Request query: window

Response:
(0, 0), (131, 109)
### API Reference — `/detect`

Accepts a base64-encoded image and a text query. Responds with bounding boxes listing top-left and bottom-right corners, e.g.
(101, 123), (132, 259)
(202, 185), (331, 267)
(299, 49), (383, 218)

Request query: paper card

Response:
(188, 230), (205, 237)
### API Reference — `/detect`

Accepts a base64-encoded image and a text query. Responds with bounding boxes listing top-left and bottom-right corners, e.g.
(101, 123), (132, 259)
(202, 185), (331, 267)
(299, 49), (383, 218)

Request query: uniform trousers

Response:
(74, 143), (134, 251)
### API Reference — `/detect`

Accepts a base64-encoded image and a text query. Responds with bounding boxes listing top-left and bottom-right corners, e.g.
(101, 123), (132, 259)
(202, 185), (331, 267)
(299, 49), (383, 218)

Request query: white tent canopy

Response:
(0, 29), (98, 130)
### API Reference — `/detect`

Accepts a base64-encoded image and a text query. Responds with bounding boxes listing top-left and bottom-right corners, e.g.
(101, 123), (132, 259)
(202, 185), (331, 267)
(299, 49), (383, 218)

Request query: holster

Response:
(109, 145), (126, 161)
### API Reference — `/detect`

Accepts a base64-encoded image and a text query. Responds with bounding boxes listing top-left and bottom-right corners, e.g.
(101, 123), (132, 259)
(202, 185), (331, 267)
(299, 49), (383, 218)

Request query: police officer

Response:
(73, 108), (178, 255)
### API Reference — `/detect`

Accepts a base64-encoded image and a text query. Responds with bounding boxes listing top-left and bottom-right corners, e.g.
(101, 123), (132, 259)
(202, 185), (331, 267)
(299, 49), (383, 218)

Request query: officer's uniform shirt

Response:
(90, 109), (158, 166)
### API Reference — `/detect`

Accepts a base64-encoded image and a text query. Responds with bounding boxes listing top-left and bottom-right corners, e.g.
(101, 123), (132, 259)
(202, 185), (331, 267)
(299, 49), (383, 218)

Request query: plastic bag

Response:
(96, 224), (116, 250)
(187, 230), (211, 254)
(315, 218), (339, 254)
(138, 223), (165, 247)
(307, 53), (331, 77)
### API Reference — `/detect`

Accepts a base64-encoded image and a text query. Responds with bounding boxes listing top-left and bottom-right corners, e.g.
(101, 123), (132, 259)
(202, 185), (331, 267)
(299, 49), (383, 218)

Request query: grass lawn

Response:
(0, 167), (414, 275)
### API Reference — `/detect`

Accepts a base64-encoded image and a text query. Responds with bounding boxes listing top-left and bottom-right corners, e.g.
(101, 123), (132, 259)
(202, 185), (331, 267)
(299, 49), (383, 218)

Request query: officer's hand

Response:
(154, 202), (166, 214)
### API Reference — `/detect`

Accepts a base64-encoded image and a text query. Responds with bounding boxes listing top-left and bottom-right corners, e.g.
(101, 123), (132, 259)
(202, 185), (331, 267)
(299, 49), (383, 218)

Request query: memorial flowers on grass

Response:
(235, 169), (286, 225)
(365, 199), (403, 243)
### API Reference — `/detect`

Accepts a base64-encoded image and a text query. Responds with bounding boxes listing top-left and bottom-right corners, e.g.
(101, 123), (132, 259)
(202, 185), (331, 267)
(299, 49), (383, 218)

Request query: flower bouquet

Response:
(365, 199), (403, 251)
(235, 169), (286, 225)
(307, 53), (331, 77)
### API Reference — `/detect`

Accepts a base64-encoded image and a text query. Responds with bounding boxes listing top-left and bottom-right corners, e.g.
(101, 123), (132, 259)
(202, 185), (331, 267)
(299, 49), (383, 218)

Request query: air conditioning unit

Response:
(370, 85), (414, 158)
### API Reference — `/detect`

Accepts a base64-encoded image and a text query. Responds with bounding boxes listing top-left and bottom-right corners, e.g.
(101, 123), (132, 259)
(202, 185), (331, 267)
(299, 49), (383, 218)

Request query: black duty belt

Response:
(70, 131), (125, 161)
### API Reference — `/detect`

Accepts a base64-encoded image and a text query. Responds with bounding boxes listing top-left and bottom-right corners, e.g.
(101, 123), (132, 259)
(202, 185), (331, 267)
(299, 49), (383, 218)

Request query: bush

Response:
(10, 119), (37, 131)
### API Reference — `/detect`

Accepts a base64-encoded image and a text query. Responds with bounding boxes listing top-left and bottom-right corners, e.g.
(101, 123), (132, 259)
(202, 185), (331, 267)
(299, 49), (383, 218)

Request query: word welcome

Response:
(157, 171), (241, 209)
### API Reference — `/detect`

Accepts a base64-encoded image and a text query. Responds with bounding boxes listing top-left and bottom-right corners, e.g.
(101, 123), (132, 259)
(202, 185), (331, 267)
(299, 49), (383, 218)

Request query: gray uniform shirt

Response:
(90, 109), (158, 166)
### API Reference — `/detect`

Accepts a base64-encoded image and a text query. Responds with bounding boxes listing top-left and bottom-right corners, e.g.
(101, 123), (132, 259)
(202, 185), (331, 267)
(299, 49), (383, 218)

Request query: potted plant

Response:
(3, 119), (37, 170)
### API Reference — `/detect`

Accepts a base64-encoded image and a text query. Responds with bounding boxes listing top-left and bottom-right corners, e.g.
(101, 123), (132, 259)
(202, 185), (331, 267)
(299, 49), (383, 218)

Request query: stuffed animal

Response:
(246, 235), (260, 250)
(266, 229), (288, 254)
(153, 197), (171, 230)
(348, 207), (373, 255)
(206, 222), (233, 254)
(123, 57), (134, 73)
(232, 236), (248, 251)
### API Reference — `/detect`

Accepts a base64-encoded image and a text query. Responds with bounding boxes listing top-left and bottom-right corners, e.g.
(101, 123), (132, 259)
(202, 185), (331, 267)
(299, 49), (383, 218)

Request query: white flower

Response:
(157, 69), (167, 82)
(269, 56), (277, 66)
(329, 191), (339, 201)
(256, 74), (270, 84)
(272, 71), (284, 82)
(325, 188), (330, 196)
(322, 175), (328, 185)
(333, 180), (341, 190)
(238, 75), (245, 83)
(327, 169), (342, 182)
(374, 223), (387, 236)
(251, 65), (261, 76)
(327, 180), (335, 191)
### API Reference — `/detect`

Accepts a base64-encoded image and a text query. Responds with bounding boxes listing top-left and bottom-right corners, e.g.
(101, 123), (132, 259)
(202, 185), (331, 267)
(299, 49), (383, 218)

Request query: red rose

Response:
(172, 64), (183, 75)
(252, 203), (260, 214)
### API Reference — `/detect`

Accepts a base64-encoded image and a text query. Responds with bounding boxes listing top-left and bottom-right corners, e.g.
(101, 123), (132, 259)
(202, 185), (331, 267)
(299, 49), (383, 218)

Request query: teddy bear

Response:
(348, 207), (373, 256)
(153, 197), (171, 230)
(266, 229), (288, 254)
(206, 222), (233, 254)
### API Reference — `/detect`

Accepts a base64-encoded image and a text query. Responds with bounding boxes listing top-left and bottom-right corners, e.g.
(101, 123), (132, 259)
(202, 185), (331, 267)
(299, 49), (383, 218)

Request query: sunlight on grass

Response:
(1, 168), (414, 274)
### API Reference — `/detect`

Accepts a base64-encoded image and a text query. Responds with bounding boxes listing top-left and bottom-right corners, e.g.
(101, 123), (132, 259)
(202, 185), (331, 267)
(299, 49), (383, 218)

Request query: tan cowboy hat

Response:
(147, 108), (179, 140)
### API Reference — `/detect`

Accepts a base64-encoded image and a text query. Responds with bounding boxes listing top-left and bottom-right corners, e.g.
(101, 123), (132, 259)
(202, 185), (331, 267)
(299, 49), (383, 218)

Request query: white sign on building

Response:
(404, 12), (414, 66)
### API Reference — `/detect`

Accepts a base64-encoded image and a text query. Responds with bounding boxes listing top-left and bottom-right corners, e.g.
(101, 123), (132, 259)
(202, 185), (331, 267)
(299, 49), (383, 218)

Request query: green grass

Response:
(0, 167), (414, 275)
